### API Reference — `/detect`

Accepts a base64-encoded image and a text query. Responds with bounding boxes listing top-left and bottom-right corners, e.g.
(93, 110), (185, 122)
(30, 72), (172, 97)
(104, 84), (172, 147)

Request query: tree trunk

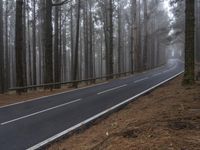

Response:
(54, 0), (61, 88)
(32, 0), (37, 87)
(44, 0), (53, 88)
(183, 0), (195, 85)
(72, 0), (81, 88)
(117, 0), (122, 75)
(15, 0), (25, 94)
(143, 0), (148, 70)
(0, 0), (4, 93)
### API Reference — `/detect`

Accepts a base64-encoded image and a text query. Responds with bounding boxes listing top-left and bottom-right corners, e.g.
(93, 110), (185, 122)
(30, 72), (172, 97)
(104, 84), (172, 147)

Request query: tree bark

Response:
(54, 0), (61, 88)
(72, 0), (81, 88)
(183, 0), (195, 85)
(0, 0), (4, 93)
(32, 0), (37, 87)
(44, 0), (53, 88)
(15, 0), (25, 94)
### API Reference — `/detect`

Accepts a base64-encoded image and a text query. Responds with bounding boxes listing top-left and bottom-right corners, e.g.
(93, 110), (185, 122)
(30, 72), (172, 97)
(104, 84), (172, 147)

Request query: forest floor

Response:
(48, 76), (200, 150)
(0, 80), (108, 107)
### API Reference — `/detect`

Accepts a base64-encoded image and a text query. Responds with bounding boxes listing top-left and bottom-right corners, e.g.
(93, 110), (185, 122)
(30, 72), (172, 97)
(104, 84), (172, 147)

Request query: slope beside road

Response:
(0, 59), (184, 150)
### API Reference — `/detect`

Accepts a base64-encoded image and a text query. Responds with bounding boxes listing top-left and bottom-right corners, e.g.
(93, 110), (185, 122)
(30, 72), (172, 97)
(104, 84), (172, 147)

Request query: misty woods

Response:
(0, 0), (199, 93)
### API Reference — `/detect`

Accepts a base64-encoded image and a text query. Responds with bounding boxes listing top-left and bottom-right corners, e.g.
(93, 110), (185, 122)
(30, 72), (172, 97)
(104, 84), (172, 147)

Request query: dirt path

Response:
(48, 76), (200, 150)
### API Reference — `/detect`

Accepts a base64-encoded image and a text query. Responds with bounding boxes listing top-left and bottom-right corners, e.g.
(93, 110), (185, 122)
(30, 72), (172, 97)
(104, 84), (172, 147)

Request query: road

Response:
(0, 59), (184, 150)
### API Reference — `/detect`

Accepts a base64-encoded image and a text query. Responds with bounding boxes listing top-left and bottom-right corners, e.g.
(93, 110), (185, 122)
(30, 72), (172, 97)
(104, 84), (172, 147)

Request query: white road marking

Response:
(27, 70), (184, 150)
(152, 72), (162, 77)
(163, 70), (169, 73)
(1, 99), (82, 125)
(97, 84), (127, 95)
(0, 82), (108, 109)
(134, 77), (149, 83)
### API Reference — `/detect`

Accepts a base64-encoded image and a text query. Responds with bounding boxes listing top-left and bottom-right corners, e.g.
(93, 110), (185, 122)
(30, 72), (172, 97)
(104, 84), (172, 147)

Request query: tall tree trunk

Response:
(15, 0), (25, 94)
(132, 0), (139, 72)
(4, 0), (10, 91)
(27, 0), (32, 86)
(32, 0), (37, 87)
(83, 0), (89, 80)
(54, 0), (61, 88)
(72, 0), (81, 88)
(0, 0), (4, 93)
(143, 0), (148, 70)
(89, 0), (94, 81)
(70, 0), (74, 81)
(117, 0), (122, 75)
(44, 0), (53, 88)
(183, 0), (195, 85)
(104, 0), (113, 79)
(109, 0), (113, 78)
(22, 0), (27, 90)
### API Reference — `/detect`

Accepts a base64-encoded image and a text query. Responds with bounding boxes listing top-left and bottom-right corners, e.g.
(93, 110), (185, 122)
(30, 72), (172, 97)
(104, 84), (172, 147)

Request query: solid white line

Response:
(134, 77), (149, 83)
(1, 99), (82, 126)
(0, 82), (108, 109)
(27, 70), (184, 150)
(97, 84), (127, 95)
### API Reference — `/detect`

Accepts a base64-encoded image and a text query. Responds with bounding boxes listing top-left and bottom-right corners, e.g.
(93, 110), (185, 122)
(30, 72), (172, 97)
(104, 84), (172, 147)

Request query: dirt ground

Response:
(48, 76), (200, 150)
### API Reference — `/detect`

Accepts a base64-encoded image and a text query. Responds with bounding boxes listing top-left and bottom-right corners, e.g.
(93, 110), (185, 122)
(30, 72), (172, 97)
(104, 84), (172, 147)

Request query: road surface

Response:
(0, 59), (184, 150)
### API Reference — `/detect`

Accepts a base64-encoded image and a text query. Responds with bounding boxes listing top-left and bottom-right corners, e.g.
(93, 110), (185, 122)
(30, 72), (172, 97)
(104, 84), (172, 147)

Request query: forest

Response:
(0, 0), (199, 94)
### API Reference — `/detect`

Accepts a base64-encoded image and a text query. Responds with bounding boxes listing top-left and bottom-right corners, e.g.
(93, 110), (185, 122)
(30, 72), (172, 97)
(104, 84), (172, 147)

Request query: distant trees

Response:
(0, 0), (176, 94)
(183, 0), (195, 84)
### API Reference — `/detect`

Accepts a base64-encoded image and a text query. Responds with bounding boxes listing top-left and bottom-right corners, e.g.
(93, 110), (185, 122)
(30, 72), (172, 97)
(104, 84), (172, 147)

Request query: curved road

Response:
(0, 59), (184, 150)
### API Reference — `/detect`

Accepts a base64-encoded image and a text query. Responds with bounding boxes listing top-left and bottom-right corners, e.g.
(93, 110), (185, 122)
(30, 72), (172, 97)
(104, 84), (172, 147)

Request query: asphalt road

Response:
(0, 59), (184, 150)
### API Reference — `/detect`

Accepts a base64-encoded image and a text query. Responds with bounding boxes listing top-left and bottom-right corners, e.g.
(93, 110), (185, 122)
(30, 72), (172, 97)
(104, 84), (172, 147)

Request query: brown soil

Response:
(48, 76), (200, 150)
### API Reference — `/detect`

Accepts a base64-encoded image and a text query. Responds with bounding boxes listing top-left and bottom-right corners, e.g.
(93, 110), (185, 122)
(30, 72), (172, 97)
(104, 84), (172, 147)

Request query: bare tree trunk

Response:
(44, 0), (53, 88)
(132, 0), (139, 72)
(32, 0), (37, 87)
(27, 0), (32, 86)
(143, 0), (148, 70)
(109, 0), (113, 78)
(0, 0), (4, 93)
(54, 0), (61, 88)
(15, 0), (25, 94)
(72, 0), (81, 88)
(83, 0), (89, 80)
(70, 1), (74, 81)
(183, 0), (195, 85)
(4, 0), (10, 91)
(89, 0), (94, 81)
(117, 0), (122, 75)
(22, 0), (27, 90)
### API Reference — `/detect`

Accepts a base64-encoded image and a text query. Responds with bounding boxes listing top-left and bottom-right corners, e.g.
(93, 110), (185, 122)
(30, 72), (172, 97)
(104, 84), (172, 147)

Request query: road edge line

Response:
(27, 71), (184, 150)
